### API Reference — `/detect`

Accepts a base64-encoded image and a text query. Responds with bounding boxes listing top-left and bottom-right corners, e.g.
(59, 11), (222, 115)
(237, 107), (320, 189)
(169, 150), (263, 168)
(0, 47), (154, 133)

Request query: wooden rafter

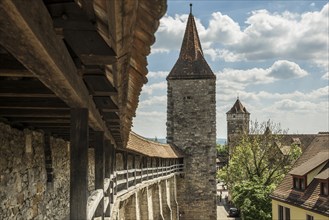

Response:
(0, 0), (116, 146)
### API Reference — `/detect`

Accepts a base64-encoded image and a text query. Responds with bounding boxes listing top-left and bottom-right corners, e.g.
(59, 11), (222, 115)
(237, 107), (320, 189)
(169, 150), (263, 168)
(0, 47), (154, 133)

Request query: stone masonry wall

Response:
(167, 79), (217, 220)
(0, 123), (70, 219)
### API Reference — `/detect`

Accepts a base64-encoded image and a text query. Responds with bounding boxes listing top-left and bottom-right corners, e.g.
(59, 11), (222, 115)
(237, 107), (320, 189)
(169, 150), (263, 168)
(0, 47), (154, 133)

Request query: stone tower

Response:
(226, 98), (250, 145)
(166, 5), (217, 220)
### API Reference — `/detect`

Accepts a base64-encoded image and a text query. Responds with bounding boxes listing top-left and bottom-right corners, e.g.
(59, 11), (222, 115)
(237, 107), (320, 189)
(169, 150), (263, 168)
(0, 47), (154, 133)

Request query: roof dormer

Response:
(289, 152), (328, 190)
(315, 168), (329, 197)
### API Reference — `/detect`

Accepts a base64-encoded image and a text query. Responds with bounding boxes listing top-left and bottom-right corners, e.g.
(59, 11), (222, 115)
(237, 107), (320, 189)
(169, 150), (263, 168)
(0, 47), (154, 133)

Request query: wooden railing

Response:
(87, 163), (184, 219)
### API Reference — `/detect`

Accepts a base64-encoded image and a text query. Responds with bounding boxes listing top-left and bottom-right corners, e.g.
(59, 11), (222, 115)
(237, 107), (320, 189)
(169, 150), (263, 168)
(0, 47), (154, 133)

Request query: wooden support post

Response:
(104, 141), (111, 179)
(140, 157), (143, 183)
(110, 146), (114, 204)
(104, 141), (113, 217)
(156, 158), (159, 177)
(94, 131), (105, 219)
(161, 158), (164, 176)
(113, 149), (117, 196)
(124, 152), (129, 189)
(70, 108), (89, 220)
(146, 157), (149, 180)
(133, 154), (136, 186)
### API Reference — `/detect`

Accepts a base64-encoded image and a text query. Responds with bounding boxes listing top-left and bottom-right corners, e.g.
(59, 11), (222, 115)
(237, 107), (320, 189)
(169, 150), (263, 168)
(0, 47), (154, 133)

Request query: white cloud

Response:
(321, 72), (329, 80)
(272, 99), (318, 112)
(153, 4), (329, 69)
(268, 60), (308, 79)
(136, 111), (166, 117)
(217, 60), (307, 88)
(152, 14), (191, 53)
(204, 48), (244, 62)
(228, 4), (328, 68)
(147, 71), (169, 78)
(142, 82), (167, 95)
(201, 12), (243, 45)
(139, 95), (167, 106)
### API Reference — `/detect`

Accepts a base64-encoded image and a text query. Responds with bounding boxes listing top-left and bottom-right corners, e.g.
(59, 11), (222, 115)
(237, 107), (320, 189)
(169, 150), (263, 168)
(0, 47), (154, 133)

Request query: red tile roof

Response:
(289, 152), (328, 176)
(226, 98), (249, 114)
(271, 134), (329, 216)
(126, 132), (183, 158)
(315, 168), (329, 180)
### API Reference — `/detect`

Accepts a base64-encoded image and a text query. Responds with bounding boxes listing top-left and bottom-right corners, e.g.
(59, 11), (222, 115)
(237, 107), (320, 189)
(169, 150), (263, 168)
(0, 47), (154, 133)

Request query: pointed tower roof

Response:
(226, 98), (250, 114)
(167, 4), (215, 80)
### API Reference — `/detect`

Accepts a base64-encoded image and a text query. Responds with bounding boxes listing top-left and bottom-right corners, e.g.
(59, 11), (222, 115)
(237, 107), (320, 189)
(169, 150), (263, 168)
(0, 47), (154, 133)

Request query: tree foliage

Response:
(216, 144), (229, 156)
(218, 120), (302, 220)
(232, 180), (275, 220)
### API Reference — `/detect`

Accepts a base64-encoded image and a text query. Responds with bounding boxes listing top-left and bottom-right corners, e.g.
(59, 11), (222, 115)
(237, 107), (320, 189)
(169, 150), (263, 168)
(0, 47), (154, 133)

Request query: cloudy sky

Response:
(132, 0), (329, 139)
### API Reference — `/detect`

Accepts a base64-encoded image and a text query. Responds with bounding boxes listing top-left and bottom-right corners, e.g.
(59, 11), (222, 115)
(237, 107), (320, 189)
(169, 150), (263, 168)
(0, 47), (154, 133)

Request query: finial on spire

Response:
(237, 93), (239, 100)
(190, 3), (192, 14)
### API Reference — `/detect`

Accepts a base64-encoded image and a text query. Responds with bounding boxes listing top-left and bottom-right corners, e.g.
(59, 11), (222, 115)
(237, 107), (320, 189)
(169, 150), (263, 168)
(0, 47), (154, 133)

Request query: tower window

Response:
(183, 96), (192, 100)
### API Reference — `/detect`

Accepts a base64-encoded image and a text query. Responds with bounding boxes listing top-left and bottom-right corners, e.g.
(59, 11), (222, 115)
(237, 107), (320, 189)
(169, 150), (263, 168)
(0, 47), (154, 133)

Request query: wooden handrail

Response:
(87, 162), (184, 219)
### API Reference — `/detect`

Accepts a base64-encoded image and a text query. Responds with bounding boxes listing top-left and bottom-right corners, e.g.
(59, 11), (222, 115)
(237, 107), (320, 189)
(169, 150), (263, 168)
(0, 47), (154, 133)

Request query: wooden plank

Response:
(0, 97), (67, 109)
(101, 112), (119, 121)
(0, 69), (33, 77)
(0, 109), (70, 118)
(47, 2), (92, 28)
(94, 131), (105, 218)
(64, 30), (116, 65)
(47, 2), (116, 65)
(93, 96), (119, 112)
(0, 79), (56, 97)
(28, 124), (70, 128)
(70, 108), (89, 220)
(0, 0), (116, 146)
(107, 124), (120, 128)
(5, 117), (70, 124)
(0, 53), (26, 70)
(83, 75), (117, 96)
(77, 0), (96, 22)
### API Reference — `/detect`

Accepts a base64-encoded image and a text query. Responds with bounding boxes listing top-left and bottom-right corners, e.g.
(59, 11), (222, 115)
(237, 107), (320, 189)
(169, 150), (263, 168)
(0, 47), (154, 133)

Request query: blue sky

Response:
(132, 0), (329, 139)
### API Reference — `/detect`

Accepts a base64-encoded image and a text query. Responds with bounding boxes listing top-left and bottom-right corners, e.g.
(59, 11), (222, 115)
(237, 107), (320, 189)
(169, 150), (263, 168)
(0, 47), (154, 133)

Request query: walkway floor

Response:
(216, 183), (240, 220)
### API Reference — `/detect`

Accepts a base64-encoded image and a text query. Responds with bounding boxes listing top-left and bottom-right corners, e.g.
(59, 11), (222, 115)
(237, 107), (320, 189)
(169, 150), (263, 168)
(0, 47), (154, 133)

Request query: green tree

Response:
(218, 120), (301, 220)
(216, 144), (229, 156)
(232, 180), (275, 220)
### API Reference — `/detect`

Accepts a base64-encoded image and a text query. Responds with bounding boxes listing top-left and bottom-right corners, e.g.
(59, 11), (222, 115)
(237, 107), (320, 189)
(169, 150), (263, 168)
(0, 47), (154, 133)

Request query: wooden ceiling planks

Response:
(107, 0), (167, 147)
(0, 0), (115, 145)
(0, 0), (167, 148)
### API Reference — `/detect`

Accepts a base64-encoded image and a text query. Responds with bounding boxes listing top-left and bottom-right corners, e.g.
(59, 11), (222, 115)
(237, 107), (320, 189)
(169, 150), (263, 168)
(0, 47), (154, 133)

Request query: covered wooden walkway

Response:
(0, 0), (184, 219)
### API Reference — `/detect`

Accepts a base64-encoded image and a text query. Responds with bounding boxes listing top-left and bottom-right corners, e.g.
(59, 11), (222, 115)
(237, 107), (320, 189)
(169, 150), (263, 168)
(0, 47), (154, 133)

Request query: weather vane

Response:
(190, 3), (192, 14)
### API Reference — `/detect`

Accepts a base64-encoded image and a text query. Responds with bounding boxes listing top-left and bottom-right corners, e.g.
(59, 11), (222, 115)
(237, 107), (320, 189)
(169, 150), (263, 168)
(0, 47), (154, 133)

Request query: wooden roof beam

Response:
(0, 109), (70, 118)
(0, 79), (56, 98)
(0, 69), (33, 78)
(0, 0), (116, 146)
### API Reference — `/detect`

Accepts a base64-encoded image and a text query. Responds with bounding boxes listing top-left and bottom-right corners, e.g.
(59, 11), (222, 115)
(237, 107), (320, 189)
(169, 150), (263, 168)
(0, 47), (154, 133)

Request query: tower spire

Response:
(167, 5), (215, 80)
